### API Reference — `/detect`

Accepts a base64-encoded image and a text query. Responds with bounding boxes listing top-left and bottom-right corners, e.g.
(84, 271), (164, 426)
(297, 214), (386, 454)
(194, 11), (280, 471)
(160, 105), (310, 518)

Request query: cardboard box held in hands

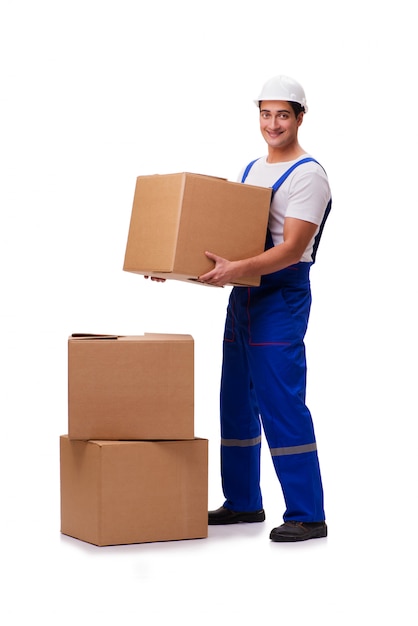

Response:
(123, 172), (271, 287)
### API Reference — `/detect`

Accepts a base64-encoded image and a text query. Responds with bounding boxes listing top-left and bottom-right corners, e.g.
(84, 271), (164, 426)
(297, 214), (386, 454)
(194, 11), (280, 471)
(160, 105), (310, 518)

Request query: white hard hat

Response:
(255, 75), (308, 113)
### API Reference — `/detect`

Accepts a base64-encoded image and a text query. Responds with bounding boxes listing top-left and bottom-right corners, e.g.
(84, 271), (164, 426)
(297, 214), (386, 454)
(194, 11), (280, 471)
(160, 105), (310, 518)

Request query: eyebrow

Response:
(260, 108), (290, 114)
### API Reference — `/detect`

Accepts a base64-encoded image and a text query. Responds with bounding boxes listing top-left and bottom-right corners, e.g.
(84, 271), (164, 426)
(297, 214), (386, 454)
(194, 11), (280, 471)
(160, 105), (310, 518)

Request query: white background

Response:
(1, 1), (417, 624)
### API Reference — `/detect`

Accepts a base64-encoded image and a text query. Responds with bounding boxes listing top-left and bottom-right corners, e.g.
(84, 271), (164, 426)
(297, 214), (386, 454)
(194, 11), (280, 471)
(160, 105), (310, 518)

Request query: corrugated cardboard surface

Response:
(60, 436), (208, 546)
(68, 334), (194, 441)
(123, 172), (271, 286)
(123, 174), (184, 272)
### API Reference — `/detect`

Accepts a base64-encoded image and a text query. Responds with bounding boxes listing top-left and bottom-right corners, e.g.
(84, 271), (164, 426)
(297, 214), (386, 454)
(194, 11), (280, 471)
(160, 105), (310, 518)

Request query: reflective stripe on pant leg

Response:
(220, 438), (263, 512)
(271, 449), (325, 522)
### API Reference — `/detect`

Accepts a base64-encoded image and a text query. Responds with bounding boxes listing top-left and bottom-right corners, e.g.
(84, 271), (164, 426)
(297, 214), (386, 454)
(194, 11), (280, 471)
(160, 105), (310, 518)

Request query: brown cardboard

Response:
(60, 436), (208, 546)
(68, 333), (194, 441)
(123, 172), (272, 287)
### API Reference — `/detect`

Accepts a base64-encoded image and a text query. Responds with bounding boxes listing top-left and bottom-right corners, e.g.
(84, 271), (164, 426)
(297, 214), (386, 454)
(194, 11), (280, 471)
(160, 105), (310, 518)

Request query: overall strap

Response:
(241, 158), (261, 183)
(242, 156), (331, 264)
(270, 156), (331, 263)
(240, 156), (322, 193)
(271, 157), (319, 195)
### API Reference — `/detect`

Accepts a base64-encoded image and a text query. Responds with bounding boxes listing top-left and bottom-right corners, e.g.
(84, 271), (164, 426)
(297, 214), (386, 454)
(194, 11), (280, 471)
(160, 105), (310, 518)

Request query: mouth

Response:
(266, 130), (284, 139)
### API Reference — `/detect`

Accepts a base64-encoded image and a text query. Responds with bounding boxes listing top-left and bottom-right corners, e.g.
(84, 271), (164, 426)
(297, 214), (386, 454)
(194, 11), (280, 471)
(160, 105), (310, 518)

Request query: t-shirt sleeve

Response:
(285, 168), (331, 225)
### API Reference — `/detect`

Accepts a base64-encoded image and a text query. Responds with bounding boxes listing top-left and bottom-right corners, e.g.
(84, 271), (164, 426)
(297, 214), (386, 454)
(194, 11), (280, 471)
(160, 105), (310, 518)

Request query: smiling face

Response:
(259, 100), (304, 162)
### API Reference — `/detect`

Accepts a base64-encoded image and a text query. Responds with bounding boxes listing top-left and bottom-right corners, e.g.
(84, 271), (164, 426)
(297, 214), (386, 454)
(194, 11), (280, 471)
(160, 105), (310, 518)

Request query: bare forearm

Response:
(231, 242), (303, 280)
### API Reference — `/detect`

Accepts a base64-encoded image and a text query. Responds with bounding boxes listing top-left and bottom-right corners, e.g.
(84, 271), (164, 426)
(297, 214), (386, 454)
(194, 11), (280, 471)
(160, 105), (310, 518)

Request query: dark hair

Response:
(289, 101), (305, 117)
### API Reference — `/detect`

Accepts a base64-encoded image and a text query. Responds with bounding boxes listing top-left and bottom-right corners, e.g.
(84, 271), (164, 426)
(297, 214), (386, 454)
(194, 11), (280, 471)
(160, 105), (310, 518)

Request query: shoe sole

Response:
(208, 512), (266, 525)
(270, 527), (327, 542)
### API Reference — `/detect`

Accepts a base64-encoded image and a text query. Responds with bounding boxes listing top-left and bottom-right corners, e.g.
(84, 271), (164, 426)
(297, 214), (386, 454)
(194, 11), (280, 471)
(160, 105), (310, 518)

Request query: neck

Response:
(266, 144), (305, 163)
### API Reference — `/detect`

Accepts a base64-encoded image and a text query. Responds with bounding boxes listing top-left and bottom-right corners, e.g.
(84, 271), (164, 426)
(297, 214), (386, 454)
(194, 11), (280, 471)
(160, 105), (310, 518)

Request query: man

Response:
(199, 75), (332, 542)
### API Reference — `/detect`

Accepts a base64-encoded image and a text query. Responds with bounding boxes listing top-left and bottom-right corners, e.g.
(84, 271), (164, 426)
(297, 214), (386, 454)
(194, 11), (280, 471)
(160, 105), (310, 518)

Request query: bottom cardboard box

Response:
(60, 436), (208, 546)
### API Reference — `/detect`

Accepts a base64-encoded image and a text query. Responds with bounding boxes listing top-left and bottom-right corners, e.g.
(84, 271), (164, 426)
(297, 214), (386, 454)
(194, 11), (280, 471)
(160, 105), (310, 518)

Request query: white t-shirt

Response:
(239, 155), (331, 263)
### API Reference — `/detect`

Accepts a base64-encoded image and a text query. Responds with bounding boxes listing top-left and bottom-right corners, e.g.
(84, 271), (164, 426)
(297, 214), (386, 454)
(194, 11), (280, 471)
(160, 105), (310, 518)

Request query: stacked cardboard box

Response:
(60, 333), (208, 546)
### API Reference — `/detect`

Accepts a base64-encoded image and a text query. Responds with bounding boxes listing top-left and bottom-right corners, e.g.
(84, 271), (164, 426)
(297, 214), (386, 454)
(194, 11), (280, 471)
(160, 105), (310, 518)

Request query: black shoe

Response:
(208, 506), (266, 525)
(270, 521), (327, 542)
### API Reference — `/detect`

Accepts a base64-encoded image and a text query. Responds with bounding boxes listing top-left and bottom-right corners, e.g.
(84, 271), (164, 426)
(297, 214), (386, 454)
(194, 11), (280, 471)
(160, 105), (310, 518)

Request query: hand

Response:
(198, 251), (237, 287)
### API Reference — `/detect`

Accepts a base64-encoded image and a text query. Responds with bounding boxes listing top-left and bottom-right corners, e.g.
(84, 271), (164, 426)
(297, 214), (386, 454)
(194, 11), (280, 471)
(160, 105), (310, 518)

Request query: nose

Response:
(269, 114), (281, 129)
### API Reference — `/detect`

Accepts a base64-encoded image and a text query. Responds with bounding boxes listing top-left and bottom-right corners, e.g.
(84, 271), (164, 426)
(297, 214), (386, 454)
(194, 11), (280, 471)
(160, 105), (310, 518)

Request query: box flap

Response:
(70, 333), (119, 340)
(69, 333), (193, 342)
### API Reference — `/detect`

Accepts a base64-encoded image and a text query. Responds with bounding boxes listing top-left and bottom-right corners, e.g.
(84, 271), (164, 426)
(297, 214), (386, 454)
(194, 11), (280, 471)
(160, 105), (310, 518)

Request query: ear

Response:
(297, 112), (304, 127)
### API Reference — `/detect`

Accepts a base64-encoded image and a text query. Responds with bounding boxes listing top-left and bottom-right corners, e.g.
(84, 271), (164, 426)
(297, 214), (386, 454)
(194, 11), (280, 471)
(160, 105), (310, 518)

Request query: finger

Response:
(198, 270), (214, 283)
(205, 251), (218, 262)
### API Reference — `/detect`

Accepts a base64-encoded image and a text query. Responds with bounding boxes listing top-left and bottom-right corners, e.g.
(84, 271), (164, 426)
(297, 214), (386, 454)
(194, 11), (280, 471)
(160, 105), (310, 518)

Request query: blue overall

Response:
(220, 158), (331, 522)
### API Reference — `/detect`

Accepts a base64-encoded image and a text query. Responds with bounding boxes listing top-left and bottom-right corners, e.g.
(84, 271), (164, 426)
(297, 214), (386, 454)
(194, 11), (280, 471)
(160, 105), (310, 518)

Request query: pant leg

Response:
(246, 265), (325, 522)
(219, 291), (263, 512)
(219, 264), (325, 521)
(248, 341), (325, 522)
